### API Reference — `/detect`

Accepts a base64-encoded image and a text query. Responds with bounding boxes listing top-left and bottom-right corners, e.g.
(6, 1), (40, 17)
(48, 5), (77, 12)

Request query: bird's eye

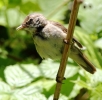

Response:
(26, 19), (33, 25)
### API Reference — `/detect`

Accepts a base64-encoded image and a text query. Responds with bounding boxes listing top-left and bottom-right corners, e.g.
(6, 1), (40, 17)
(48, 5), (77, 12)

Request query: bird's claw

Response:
(63, 39), (72, 45)
(56, 76), (66, 83)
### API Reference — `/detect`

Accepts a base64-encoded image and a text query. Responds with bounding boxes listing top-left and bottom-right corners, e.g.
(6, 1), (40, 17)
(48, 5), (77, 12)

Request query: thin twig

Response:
(53, 0), (83, 100)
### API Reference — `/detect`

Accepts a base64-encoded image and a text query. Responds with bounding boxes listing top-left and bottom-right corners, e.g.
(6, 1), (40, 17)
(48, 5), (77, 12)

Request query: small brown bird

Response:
(16, 13), (96, 74)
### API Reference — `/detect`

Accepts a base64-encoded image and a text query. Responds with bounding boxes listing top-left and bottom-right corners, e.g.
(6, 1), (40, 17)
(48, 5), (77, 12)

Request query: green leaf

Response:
(89, 68), (102, 85)
(38, 0), (68, 20)
(0, 8), (25, 27)
(0, 0), (4, 9)
(78, 0), (102, 34)
(8, 0), (21, 7)
(0, 48), (16, 81)
(38, 0), (63, 13)
(6, 9), (21, 27)
(0, 9), (7, 26)
(0, 81), (11, 100)
(4, 64), (41, 87)
(0, 78), (47, 100)
(9, 0), (21, 4)
(39, 59), (79, 79)
(94, 38), (102, 48)
(20, 1), (41, 14)
(48, 94), (68, 100)
(68, 83), (82, 99)
(0, 81), (11, 92)
(73, 68), (102, 99)
(90, 84), (102, 100)
(61, 73), (79, 96)
(73, 80), (92, 90)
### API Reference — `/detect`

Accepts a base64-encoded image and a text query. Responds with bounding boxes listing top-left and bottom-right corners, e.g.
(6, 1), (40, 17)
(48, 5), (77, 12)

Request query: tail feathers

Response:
(72, 53), (96, 74)
(79, 54), (96, 74)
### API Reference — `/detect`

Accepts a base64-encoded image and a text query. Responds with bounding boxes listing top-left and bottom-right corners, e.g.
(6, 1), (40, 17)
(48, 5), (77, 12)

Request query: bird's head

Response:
(16, 13), (47, 32)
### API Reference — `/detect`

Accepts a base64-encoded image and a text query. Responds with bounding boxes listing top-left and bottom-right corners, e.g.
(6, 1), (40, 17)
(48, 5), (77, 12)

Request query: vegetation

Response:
(0, 0), (102, 99)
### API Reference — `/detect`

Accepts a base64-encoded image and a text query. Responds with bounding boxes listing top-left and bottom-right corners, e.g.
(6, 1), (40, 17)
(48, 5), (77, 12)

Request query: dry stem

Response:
(53, 0), (83, 100)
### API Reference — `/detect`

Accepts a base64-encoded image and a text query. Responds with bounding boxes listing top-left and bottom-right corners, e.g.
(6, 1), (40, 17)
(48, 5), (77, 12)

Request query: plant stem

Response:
(53, 0), (83, 100)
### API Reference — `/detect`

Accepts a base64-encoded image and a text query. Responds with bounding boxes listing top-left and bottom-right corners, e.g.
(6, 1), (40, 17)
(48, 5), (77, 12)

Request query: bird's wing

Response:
(50, 21), (83, 49)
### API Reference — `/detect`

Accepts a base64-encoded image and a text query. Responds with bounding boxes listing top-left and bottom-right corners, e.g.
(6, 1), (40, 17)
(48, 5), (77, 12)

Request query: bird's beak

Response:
(16, 24), (26, 30)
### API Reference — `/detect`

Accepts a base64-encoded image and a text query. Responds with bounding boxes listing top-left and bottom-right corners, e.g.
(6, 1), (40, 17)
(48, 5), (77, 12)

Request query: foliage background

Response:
(0, 0), (102, 100)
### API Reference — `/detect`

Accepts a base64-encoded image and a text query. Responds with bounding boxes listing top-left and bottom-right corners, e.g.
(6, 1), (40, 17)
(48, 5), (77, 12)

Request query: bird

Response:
(16, 13), (96, 74)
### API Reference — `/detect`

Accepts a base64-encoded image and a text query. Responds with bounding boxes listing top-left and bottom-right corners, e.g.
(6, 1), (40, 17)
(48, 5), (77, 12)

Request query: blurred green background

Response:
(0, 0), (102, 100)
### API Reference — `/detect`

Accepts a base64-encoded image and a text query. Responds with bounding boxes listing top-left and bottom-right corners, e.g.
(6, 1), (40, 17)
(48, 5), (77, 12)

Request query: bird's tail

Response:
(71, 53), (96, 74)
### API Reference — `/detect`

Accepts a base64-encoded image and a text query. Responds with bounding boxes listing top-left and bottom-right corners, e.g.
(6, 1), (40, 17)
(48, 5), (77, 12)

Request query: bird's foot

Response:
(63, 39), (72, 45)
(56, 75), (66, 83)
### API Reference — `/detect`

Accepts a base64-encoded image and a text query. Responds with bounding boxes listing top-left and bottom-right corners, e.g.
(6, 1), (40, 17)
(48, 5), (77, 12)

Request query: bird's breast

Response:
(32, 23), (67, 59)
(33, 35), (64, 59)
